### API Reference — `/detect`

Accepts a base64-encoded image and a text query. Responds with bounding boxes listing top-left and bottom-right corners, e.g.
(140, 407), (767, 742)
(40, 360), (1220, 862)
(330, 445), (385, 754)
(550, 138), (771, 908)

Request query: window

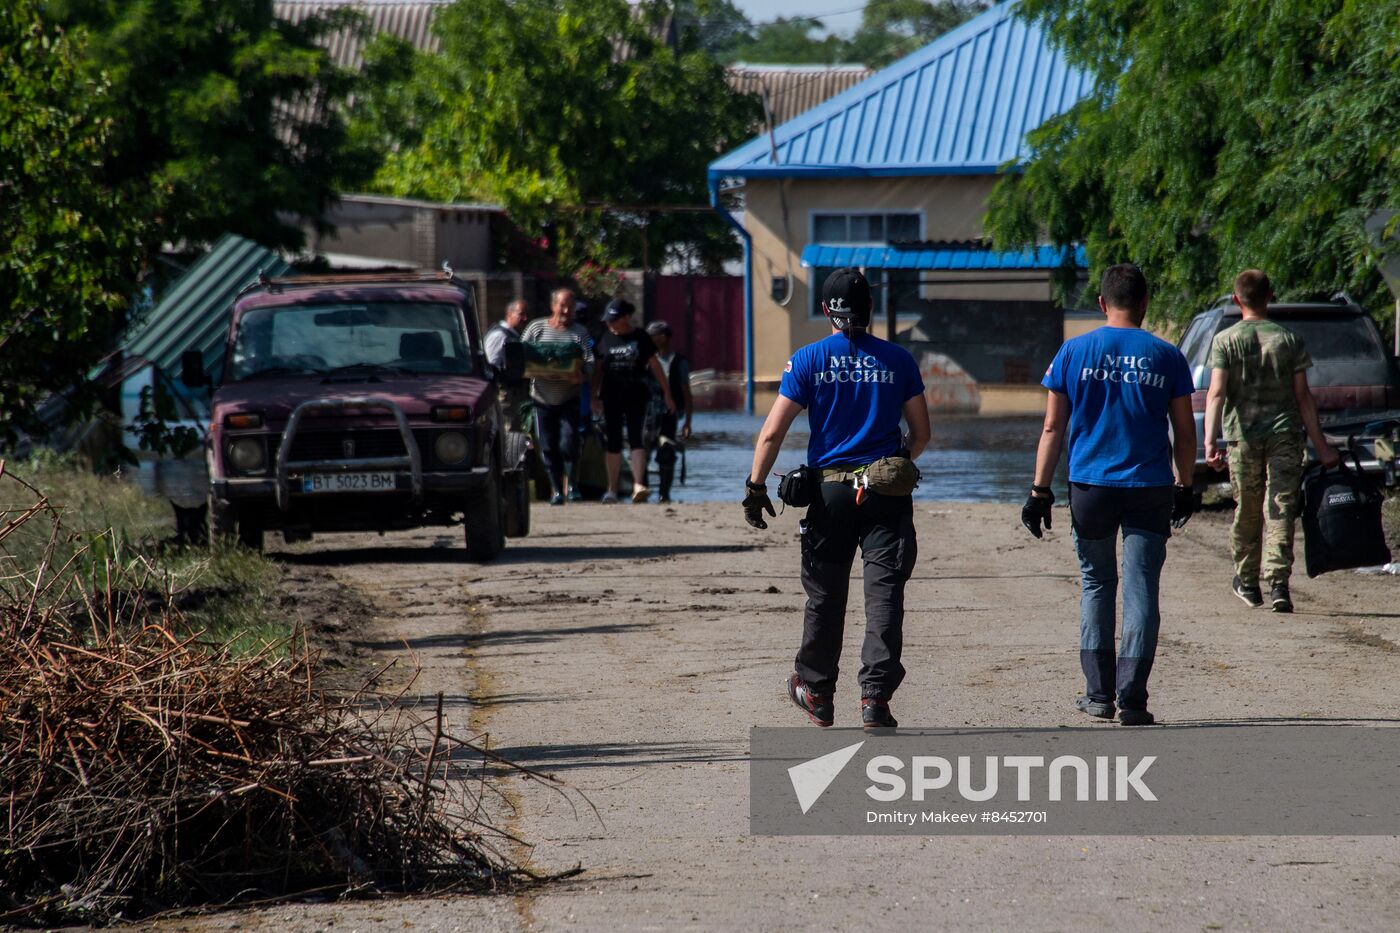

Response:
(1176, 314), (1216, 389)
(1277, 315), (1384, 360)
(810, 211), (921, 245)
(808, 210), (923, 318)
(229, 302), (471, 381)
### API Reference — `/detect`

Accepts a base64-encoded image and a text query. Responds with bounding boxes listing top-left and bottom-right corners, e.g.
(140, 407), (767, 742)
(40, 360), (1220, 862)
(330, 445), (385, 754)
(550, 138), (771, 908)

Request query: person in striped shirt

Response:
(522, 288), (594, 504)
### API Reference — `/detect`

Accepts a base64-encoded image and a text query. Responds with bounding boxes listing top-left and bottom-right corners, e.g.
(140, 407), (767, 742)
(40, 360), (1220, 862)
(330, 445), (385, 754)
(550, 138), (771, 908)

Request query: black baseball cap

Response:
(645, 320), (671, 336)
(821, 267), (872, 322)
(604, 298), (635, 321)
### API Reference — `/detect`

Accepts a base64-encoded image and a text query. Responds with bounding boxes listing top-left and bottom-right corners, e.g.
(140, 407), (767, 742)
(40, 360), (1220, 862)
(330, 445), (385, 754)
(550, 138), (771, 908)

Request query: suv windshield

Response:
(229, 302), (471, 381)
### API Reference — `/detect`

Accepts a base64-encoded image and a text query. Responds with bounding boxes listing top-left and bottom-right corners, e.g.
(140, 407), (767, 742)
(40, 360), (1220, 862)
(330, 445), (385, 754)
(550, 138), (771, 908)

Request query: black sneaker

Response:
(1118, 708), (1156, 726)
(786, 674), (833, 727)
(1270, 584), (1293, 613)
(1232, 575), (1264, 608)
(861, 697), (898, 730)
(1075, 695), (1115, 720)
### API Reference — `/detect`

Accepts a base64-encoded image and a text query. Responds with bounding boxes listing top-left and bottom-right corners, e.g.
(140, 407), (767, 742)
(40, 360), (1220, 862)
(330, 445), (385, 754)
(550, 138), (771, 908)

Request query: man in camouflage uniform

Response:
(1204, 269), (1340, 612)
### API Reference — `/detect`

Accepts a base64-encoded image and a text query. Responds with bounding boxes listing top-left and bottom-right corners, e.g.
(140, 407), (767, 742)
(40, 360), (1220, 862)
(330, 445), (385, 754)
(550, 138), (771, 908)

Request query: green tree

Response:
(675, 0), (753, 59)
(846, 0), (986, 67)
(45, 0), (374, 253)
(721, 17), (850, 65)
(986, 0), (1400, 327)
(715, 2), (983, 67)
(359, 0), (760, 274)
(0, 0), (146, 438)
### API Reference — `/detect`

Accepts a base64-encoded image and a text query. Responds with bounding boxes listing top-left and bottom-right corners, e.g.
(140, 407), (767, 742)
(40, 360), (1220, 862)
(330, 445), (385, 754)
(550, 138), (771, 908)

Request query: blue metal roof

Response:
(123, 233), (290, 378)
(709, 1), (1092, 179)
(801, 242), (1086, 270)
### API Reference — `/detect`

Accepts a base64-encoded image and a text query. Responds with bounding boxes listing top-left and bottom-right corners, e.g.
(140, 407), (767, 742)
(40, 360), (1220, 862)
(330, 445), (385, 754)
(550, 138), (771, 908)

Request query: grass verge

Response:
(0, 453), (289, 653)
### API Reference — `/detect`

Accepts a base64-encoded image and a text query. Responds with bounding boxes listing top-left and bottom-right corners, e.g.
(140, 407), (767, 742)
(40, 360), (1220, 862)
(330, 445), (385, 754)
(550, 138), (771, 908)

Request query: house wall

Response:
(308, 197), (497, 271)
(743, 175), (1055, 390)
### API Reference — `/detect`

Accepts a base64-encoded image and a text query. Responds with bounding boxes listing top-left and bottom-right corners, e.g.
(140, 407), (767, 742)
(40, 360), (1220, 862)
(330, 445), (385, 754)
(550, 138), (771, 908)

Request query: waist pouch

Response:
(859, 456), (921, 496)
(777, 465), (814, 508)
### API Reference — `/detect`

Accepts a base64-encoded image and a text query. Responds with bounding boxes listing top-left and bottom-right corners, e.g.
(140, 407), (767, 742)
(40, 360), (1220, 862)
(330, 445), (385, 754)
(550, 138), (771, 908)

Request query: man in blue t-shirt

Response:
(744, 268), (930, 729)
(1022, 263), (1197, 726)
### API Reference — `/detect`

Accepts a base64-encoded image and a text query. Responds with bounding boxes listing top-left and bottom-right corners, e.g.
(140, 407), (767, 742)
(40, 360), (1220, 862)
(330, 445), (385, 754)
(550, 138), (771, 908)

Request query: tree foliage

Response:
(359, 0), (760, 274)
(45, 0), (374, 253)
(698, 0), (985, 67)
(986, 0), (1400, 327)
(0, 0), (146, 438)
(846, 0), (987, 67)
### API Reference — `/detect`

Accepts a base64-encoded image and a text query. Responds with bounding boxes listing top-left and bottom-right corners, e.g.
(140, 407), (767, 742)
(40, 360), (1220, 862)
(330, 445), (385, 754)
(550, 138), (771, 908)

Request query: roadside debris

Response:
(0, 464), (580, 926)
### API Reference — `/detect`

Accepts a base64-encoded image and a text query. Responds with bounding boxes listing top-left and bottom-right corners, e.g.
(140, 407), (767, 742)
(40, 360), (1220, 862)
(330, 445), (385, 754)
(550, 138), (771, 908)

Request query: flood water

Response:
(674, 412), (1066, 504)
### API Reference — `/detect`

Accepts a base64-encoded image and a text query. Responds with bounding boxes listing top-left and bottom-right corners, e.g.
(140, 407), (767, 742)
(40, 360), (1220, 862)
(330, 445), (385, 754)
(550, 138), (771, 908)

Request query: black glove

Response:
(743, 477), (776, 529)
(1022, 486), (1054, 539)
(1171, 484), (1194, 529)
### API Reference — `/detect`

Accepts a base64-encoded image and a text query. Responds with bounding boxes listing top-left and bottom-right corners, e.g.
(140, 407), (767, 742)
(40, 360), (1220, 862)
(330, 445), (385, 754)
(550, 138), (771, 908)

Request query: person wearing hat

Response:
(744, 268), (929, 729)
(592, 299), (676, 503)
(643, 320), (693, 503)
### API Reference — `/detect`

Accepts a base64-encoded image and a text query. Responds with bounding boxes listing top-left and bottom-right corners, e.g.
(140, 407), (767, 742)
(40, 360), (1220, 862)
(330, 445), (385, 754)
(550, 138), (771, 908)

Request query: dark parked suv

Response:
(183, 270), (530, 559)
(1176, 295), (1400, 489)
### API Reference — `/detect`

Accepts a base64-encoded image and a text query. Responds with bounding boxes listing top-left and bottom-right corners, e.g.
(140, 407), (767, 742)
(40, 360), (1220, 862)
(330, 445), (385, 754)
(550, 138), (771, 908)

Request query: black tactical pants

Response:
(795, 481), (917, 700)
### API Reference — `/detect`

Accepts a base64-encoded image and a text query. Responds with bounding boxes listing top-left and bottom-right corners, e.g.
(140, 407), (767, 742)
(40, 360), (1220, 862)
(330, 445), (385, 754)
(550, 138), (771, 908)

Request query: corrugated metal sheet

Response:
(800, 242), (1086, 270)
(709, 1), (1093, 179)
(124, 234), (290, 377)
(273, 1), (446, 134)
(274, 0), (445, 72)
(726, 65), (874, 127)
(274, 1), (677, 133)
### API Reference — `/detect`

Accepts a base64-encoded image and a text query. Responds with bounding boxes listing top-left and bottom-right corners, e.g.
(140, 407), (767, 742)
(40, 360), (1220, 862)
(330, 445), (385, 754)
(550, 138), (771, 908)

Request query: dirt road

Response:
(202, 501), (1400, 932)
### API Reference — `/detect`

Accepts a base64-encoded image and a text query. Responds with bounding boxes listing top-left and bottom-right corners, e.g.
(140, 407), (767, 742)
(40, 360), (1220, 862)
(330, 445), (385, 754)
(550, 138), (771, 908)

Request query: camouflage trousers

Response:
(1228, 432), (1306, 587)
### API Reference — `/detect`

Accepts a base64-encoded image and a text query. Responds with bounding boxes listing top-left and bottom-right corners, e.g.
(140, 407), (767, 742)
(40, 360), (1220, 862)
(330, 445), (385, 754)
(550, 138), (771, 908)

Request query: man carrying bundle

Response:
(522, 288), (592, 505)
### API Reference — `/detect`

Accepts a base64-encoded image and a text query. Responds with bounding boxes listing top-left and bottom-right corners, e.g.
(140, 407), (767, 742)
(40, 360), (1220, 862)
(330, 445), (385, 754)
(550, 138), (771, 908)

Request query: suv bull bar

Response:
(274, 396), (424, 509)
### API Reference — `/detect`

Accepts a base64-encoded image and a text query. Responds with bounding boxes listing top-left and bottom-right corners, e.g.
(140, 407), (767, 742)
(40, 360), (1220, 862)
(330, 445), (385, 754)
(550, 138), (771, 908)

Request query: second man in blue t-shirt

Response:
(1022, 263), (1197, 726)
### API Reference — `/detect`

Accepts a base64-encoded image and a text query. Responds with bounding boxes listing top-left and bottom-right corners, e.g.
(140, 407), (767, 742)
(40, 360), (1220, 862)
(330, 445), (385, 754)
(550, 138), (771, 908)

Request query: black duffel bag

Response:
(1301, 451), (1392, 577)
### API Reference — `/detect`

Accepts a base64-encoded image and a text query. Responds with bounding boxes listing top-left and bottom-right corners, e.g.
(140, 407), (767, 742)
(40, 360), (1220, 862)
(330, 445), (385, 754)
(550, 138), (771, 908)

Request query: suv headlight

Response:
(227, 437), (266, 473)
(434, 431), (468, 466)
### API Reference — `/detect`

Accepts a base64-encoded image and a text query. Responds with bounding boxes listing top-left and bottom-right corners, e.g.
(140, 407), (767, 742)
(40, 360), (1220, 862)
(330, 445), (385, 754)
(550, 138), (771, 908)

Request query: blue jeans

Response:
(1070, 483), (1172, 711)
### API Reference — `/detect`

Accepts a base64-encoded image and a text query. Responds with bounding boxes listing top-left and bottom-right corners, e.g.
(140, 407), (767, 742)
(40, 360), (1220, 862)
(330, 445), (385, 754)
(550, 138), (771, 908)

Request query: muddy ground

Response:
(168, 501), (1400, 932)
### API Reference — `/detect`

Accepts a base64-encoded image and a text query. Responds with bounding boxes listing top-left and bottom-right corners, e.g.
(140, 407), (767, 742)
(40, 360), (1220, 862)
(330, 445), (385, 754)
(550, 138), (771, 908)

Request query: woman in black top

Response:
(591, 299), (676, 502)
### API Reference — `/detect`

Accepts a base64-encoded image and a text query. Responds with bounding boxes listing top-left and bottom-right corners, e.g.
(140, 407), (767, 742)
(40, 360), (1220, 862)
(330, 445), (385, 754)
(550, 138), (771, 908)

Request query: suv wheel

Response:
(465, 464), (506, 561)
(503, 469), (531, 538)
(209, 494), (264, 552)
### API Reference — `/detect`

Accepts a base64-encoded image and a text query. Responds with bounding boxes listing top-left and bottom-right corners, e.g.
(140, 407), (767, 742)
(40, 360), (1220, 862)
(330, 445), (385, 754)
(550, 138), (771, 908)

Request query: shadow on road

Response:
(462, 740), (747, 773)
(353, 620), (654, 651)
(273, 542), (758, 567)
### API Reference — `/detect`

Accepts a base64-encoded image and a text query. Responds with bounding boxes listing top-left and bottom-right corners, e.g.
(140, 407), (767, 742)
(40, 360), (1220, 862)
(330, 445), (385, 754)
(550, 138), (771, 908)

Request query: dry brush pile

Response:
(0, 464), (578, 926)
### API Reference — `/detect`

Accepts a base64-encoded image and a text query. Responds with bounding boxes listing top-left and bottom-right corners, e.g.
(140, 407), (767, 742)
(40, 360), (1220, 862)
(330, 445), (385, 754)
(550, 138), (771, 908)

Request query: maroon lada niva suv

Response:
(183, 271), (529, 560)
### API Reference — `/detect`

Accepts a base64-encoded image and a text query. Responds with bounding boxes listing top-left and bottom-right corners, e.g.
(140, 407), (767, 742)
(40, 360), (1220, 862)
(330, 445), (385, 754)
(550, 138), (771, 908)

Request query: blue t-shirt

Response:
(1041, 326), (1194, 487)
(779, 333), (925, 467)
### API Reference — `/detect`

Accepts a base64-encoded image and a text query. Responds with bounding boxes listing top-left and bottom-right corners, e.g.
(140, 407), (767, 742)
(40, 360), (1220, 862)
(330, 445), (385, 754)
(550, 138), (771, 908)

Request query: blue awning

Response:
(800, 243), (1087, 271)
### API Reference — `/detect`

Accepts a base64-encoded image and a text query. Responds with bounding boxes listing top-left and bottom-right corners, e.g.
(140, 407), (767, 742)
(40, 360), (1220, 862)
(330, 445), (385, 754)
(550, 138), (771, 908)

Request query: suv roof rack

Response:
(237, 262), (459, 298)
